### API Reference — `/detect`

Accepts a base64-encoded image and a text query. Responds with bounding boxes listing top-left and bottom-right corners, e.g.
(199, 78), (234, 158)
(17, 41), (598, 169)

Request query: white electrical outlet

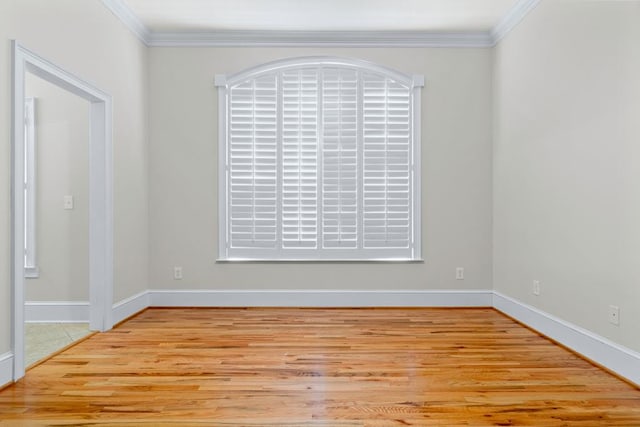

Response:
(533, 280), (540, 296)
(608, 305), (620, 325)
(174, 266), (183, 280)
(456, 267), (464, 280)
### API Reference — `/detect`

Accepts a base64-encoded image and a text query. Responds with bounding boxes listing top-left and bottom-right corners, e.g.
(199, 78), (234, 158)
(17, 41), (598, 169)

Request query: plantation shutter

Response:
(228, 75), (278, 249)
(362, 74), (412, 249)
(282, 69), (319, 249)
(218, 58), (423, 260)
(321, 68), (358, 249)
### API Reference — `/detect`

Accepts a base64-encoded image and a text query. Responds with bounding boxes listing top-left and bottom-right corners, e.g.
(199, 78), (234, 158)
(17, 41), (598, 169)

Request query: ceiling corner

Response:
(100, 0), (151, 45)
(491, 0), (541, 45)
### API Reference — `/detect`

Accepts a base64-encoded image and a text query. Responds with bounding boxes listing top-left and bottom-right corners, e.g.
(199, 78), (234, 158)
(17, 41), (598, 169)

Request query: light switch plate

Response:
(64, 195), (74, 210)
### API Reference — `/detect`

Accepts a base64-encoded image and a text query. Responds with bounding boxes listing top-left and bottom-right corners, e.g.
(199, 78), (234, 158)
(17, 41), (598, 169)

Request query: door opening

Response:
(11, 41), (113, 380)
(23, 72), (93, 368)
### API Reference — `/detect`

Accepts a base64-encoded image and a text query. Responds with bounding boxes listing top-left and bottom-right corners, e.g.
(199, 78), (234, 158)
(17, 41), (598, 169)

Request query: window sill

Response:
(216, 258), (424, 264)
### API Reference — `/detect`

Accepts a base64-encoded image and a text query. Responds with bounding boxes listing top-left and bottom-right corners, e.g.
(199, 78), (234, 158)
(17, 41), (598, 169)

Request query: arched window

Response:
(216, 57), (423, 261)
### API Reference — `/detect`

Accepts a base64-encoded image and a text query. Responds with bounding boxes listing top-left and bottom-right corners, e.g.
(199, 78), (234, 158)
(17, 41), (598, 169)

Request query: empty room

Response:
(1, 0), (639, 425)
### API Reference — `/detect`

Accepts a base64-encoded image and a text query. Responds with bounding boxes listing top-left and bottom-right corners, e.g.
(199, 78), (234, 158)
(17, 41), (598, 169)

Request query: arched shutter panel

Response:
(218, 57), (422, 260)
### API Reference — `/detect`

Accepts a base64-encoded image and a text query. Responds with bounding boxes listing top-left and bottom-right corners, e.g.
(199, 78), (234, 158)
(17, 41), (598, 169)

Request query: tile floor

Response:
(25, 323), (92, 367)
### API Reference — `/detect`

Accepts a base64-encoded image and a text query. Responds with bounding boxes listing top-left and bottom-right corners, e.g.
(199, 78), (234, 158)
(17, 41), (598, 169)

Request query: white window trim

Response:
(24, 97), (39, 278)
(216, 56), (424, 262)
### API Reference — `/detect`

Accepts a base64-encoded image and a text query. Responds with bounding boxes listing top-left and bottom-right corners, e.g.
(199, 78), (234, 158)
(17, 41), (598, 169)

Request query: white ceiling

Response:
(122, 0), (520, 33)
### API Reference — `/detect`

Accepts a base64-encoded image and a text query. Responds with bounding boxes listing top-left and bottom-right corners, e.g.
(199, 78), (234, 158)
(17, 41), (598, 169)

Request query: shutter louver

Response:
(322, 68), (358, 249)
(228, 75), (278, 249)
(282, 69), (319, 248)
(363, 74), (412, 249)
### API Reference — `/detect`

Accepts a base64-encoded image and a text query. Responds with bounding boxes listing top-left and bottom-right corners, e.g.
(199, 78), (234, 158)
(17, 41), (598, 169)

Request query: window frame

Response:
(216, 57), (423, 262)
(24, 97), (39, 278)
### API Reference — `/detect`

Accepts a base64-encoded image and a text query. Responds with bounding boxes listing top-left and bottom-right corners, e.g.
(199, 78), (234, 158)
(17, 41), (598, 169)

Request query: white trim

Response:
(214, 75), (227, 86)
(493, 292), (640, 387)
(98, 0), (537, 48)
(99, 0), (150, 45)
(12, 41), (26, 381)
(491, 0), (541, 44)
(112, 291), (151, 325)
(24, 301), (89, 323)
(23, 97), (37, 277)
(149, 289), (493, 308)
(24, 266), (39, 279)
(216, 258), (425, 263)
(148, 31), (494, 48)
(223, 56), (416, 88)
(12, 41), (114, 382)
(217, 76), (228, 261)
(0, 352), (13, 388)
(11, 292), (146, 327)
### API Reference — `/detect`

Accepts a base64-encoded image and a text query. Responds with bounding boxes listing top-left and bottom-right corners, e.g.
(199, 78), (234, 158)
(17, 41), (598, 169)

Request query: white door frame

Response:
(11, 41), (114, 380)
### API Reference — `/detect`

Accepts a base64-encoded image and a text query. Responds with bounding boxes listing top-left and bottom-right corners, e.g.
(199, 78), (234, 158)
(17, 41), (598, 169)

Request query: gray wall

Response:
(147, 47), (494, 292)
(493, 0), (640, 353)
(3, 0), (638, 364)
(25, 73), (90, 302)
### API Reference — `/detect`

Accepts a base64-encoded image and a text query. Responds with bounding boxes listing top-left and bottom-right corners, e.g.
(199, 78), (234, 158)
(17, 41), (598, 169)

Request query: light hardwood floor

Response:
(1, 307), (639, 426)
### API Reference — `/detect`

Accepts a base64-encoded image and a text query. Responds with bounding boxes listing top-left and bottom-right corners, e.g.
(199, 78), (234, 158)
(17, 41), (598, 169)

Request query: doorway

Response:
(11, 41), (113, 380)
(23, 72), (92, 367)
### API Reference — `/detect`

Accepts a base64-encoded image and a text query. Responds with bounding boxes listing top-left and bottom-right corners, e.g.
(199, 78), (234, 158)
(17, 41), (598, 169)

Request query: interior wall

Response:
(148, 47), (494, 292)
(0, 0), (149, 354)
(2, 0), (635, 371)
(493, 0), (640, 352)
(25, 72), (89, 302)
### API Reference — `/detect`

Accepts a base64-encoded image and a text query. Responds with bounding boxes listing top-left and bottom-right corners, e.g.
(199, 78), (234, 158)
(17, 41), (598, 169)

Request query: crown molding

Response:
(100, 0), (150, 44)
(147, 30), (494, 48)
(101, 0), (539, 48)
(491, 0), (541, 44)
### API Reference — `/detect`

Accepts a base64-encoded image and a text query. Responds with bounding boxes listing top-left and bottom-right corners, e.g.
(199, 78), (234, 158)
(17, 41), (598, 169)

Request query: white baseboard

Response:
(148, 289), (494, 308)
(112, 291), (150, 325)
(493, 291), (640, 387)
(0, 352), (13, 388)
(25, 301), (89, 323)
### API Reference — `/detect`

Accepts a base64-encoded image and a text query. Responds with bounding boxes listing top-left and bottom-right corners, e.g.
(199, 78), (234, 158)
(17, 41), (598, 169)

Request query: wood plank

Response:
(0, 308), (639, 426)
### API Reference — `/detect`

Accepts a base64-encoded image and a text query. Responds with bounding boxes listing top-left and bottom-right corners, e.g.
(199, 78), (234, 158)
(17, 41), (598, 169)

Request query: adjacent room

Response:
(0, 0), (639, 424)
